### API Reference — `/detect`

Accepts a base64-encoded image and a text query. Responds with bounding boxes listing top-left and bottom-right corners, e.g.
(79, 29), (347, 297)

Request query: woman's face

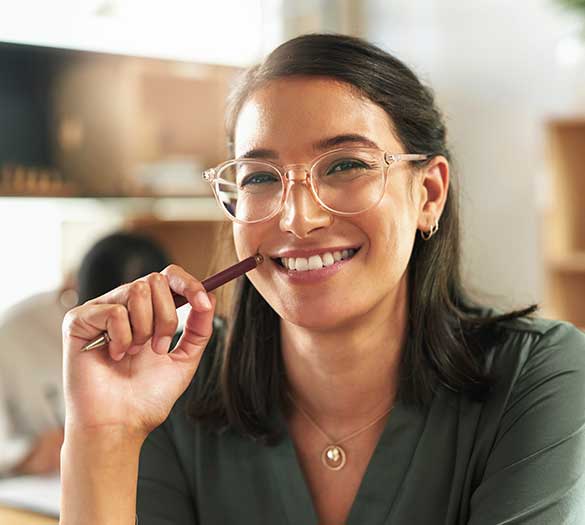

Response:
(232, 77), (440, 330)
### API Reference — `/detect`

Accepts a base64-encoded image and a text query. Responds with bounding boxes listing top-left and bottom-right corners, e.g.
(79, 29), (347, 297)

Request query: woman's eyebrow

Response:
(238, 134), (380, 160)
(313, 133), (380, 150)
(239, 148), (276, 160)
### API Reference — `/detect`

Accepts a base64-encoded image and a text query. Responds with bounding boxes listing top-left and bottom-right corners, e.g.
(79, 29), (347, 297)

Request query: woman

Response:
(60, 34), (585, 524)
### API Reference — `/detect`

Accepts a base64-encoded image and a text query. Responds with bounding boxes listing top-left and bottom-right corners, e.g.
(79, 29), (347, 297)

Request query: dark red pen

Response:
(80, 253), (263, 352)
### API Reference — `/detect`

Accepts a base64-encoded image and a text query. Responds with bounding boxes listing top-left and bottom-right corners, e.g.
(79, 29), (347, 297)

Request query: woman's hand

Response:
(62, 264), (216, 439)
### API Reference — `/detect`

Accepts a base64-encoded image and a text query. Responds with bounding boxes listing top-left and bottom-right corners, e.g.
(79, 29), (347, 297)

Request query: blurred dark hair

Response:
(77, 232), (170, 304)
(189, 33), (538, 443)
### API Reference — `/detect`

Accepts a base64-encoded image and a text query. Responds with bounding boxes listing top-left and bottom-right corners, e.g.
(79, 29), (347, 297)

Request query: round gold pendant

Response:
(321, 444), (347, 470)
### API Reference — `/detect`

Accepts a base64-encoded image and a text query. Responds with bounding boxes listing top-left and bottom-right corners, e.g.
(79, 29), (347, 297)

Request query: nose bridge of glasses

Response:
(283, 163), (311, 183)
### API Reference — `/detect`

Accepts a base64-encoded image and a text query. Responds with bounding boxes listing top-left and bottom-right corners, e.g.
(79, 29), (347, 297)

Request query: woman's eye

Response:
(240, 172), (278, 187)
(327, 159), (367, 174)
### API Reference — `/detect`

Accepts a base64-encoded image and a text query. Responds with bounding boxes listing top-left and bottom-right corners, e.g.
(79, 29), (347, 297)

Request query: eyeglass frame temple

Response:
(385, 153), (429, 163)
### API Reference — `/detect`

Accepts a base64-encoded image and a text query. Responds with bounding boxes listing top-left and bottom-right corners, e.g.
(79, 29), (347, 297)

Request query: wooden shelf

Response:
(543, 118), (585, 327)
(0, 48), (240, 196)
(0, 193), (214, 199)
(547, 252), (585, 273)
(0, 195), (226, 222)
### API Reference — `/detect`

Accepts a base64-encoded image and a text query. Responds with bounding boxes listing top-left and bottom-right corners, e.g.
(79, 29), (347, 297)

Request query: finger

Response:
(125, 341), (148, 357)
(170, 293), (216, 361)
(64, 303), (133, 360)
(85, 281), (154, 349)
(104, 305), (135, 361)
(161, 264), (212, 313)
(143, 272), (179, 355)
(125, 280), (154, 346)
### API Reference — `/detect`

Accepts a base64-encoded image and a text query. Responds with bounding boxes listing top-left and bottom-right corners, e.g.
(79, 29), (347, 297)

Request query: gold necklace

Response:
(287, 392), (394, 471)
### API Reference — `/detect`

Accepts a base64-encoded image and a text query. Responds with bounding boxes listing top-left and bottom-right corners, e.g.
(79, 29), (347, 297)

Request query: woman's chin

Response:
(279, 305), (358, 332)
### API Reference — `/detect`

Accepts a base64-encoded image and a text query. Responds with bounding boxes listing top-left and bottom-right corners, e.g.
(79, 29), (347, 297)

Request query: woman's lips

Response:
(271, 247), (360, 284)
(277, 248), (358, 271)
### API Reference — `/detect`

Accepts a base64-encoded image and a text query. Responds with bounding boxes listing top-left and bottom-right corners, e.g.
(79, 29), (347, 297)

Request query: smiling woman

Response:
(58, 34), (585, 525)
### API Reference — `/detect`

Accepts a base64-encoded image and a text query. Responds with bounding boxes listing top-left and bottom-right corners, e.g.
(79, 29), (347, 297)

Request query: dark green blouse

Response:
(137, 316), (585, 524)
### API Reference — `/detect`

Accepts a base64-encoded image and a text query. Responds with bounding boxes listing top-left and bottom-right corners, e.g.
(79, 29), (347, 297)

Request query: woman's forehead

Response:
(233, 77), (399, 157)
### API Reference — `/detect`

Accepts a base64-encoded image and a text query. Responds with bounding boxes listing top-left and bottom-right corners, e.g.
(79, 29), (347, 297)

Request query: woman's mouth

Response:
(273, 248), (360, 272)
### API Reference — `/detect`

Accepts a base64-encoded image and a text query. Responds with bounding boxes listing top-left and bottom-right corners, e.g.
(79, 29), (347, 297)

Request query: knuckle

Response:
(129, 281), (150, 299)
(62, 308), (78, 326)
(62, 309), (79, 335)
(110, 304), (128, 321)
(157, 315), (178, 334)
(189, 332), (212, 348)
(161, 264), (182, 275)
(186, 282), (204, 296)
(119, 331), (133, 350)
(147, 272), (166, 285)
(110, 304), (127, 320)
(132, 324), (153, 344)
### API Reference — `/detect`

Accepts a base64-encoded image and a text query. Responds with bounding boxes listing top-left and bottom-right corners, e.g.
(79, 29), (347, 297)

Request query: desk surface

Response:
(0, 505), (58, 524)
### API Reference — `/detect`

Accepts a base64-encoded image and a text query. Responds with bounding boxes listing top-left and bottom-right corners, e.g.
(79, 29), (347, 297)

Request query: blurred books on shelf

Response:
(0, 164), (79, 196)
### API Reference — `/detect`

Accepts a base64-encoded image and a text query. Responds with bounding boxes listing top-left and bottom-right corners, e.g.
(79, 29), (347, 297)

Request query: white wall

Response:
(0, 199), (124, 317)
(0, 0), (279, 66)
(365, 0), (583, 311)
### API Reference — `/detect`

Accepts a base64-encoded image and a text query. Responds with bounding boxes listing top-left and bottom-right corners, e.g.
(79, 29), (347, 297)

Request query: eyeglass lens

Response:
(214, 149), (386, 223)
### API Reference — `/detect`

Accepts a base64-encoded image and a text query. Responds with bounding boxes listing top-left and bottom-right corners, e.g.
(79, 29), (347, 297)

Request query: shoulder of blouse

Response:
(483, 314), (585, 392)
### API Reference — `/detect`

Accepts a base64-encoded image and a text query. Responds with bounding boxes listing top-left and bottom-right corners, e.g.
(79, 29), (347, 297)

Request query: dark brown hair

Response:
(189, 33), (538, 443)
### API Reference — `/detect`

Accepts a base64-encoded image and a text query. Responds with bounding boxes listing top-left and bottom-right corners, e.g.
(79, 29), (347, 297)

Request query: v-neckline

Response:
(268, 399), (429, 525)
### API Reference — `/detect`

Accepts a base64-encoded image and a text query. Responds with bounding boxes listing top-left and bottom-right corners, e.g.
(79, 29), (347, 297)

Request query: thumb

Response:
(169, 293), (216, 362)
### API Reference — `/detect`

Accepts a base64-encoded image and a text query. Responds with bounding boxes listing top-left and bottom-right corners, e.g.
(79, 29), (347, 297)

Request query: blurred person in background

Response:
(0, 231), (170, 476)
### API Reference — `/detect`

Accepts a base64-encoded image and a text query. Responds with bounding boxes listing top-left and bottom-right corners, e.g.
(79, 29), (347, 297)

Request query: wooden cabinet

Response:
(0, 42), (241, 197)
(544, 119), (585, 329)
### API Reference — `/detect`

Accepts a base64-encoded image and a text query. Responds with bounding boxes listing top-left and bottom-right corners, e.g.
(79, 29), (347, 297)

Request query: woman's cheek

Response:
(232, 225), (246, 260)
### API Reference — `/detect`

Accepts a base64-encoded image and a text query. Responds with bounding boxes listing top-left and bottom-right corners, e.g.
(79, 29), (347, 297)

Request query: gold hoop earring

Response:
(421, 218), (439, 241)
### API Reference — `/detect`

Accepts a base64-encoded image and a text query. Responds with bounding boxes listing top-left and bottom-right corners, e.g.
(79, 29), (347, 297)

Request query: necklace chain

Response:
(287, 392), (394, 446)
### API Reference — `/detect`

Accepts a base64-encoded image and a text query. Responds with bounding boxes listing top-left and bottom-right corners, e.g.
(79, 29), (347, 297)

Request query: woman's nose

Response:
(278, 177), (332, 238)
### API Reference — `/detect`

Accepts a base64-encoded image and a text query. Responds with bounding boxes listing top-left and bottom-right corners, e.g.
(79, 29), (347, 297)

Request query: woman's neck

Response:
(280, 280), (408, 433)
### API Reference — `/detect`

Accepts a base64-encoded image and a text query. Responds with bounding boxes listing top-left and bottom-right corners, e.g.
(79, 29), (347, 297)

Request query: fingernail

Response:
(155, 336), (172, 354)
(195, 291), (212, 311)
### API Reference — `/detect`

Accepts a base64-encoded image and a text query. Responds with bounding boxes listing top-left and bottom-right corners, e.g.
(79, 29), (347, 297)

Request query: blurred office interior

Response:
(1, 0), (585, 328)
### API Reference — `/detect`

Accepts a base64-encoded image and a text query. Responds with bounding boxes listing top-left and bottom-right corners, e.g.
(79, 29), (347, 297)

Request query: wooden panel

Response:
(543, 119), (585, 326)
(545, 269), (585, 330)
(545, 120), (585, 255)
(126, 218), (237, 317)
(0, 505), (58, 525)
(126, 219), (222, 278)
(53, 56), (239, 196)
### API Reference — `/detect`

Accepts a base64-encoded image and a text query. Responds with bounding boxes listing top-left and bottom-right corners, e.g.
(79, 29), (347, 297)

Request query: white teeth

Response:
(280, 249), (358, 272)
(295, 257), (309, 271)
(322, 252), (335, 267)
(308, 255), (323, 270)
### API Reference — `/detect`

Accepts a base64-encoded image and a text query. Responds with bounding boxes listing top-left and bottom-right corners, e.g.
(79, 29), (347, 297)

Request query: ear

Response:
(415, 155), (449, 232)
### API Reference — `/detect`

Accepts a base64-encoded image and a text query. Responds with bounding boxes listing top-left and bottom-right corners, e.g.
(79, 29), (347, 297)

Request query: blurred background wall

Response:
(1, 0), (584, 325)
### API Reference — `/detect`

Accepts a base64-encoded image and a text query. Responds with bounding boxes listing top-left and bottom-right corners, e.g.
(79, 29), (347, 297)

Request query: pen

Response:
(80, 253), (264, 352)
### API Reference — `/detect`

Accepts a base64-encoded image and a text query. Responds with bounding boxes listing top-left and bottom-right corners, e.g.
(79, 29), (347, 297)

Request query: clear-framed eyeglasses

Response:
(202, 147), (429, 224)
